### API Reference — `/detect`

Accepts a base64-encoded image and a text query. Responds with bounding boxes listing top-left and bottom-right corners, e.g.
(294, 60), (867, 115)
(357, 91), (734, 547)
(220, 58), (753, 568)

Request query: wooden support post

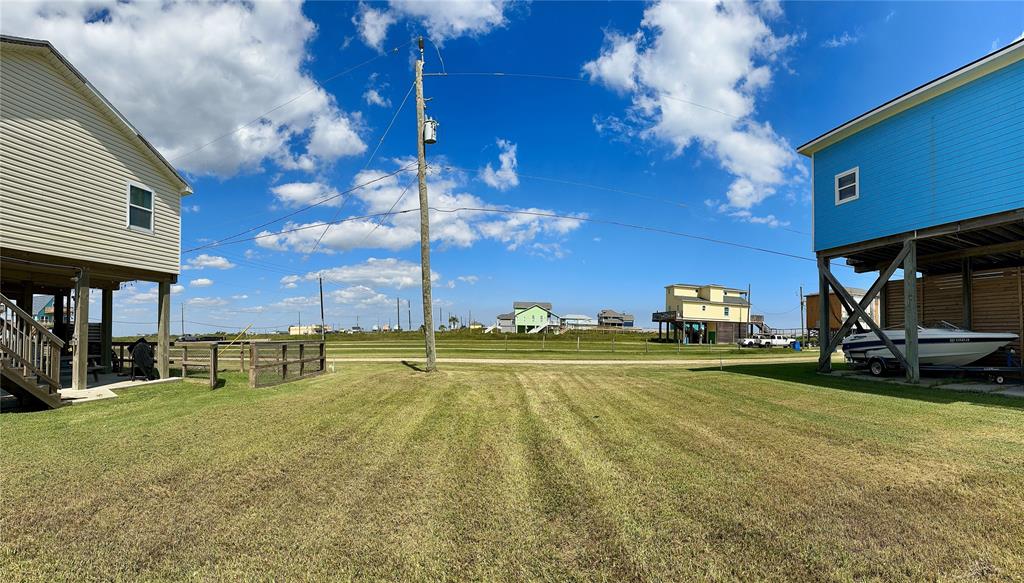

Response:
(878, 282), (888, 329)
(53, 291), (66, 345)
(18, 281), (33, 315)
(817, 257), (831, 373)
(961, 257), (973, 329)
(299, 343), (306, 376)
(72, 270), (90, 390)
(319, 341), (326, 372)
(157, 281), (170, 379)
(281, 344), (288, 380)
(240, 347), (245, 372)
(182, 345), (189, 377)
(209, 344), (218, 389)
(248, 342), (258, 388)
(101, 289), (113, 371)
(904, 240), (920, 383)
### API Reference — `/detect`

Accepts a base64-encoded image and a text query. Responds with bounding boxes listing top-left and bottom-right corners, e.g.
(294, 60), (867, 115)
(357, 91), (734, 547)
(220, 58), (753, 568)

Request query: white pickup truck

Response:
(739, 334), (796, 348)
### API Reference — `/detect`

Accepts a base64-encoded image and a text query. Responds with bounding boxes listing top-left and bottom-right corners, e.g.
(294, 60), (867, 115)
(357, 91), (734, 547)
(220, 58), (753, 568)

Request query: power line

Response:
(171, 39), (414, 165)
(182, 163), (417, 253)
(356, 180), (415, 248)
(308, 80), (417, 255)
(187, 204), (834, 266)
(424, 71), (740, 118)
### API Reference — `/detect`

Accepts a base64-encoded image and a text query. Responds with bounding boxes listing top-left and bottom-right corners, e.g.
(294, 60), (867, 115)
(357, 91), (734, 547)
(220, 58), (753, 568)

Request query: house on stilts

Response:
(799, 38), (1024, 382)
(1, 35), (191, 407)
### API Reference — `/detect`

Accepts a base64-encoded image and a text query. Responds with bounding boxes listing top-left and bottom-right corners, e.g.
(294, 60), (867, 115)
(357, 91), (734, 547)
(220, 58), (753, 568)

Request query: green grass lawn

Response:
(3, 363), (1023, 580)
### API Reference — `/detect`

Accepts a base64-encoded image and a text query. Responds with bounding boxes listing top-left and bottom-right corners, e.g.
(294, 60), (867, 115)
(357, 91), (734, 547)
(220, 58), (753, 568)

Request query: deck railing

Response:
(0, 292), (64, 392)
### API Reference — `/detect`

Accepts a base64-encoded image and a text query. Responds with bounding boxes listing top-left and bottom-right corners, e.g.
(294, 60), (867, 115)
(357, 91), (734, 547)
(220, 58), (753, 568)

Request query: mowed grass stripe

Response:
(2, 363), (1023, 580)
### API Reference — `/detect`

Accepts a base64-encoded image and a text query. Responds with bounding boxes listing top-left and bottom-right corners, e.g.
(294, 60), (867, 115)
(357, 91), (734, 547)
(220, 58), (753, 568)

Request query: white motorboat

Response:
(842, 321), (1018, 368)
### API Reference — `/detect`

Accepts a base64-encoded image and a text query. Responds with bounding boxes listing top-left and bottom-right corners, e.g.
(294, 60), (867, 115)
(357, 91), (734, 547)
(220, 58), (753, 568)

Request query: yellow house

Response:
(653, 283), (751, 344)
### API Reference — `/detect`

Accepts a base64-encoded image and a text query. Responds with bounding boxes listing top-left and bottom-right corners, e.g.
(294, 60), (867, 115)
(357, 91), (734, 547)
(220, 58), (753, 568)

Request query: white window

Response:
(834, 167), (858, 205)
(724, 307), (730, 316)
(127, 182), (154, 233)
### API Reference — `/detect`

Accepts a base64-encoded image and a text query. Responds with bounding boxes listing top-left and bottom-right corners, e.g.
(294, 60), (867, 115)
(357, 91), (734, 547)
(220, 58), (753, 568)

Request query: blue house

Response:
(798, 39), (1024, 382)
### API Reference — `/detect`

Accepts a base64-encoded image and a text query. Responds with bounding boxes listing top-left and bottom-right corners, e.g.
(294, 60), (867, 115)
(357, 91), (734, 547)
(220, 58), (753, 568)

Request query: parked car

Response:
(739, 334), (796, 348)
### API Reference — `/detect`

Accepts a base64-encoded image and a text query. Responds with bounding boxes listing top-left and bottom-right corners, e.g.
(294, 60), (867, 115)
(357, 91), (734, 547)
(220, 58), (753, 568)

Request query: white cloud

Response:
(182, 254), (236, 270)
(232, 294), (249, 300)
(355, 0), (512, 48)
(187, 297), (228, 307)
(480, 138), (519, 191)
(301, 257), (437, 289)
(270, 183), (341, 208)
(729, 209), (790, 229)
(183, 205), (201, 213)
(280, 275), (301, 289)
(363, 88), (392, 108)
(171, 284), (186, 294)
(190, 278), (214, 288)
(456, 275), (478, 285)
(583, 1), (801, 212)
(822, 31), (860, 49)
(353, 2), (397, 51)
(255, 162), (584, 254)
(330, 285), (392, 307)
(1, 1), (366, 176)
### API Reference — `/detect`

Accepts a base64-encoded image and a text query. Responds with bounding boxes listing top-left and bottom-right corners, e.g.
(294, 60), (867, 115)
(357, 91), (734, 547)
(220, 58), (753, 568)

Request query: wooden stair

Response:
(0, 292), (66, 409)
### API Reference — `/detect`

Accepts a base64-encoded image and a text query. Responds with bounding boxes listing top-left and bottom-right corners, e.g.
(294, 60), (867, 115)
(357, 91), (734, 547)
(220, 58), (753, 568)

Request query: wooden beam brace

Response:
(819, 242), (912, 367)
(822, 267), (910, 371)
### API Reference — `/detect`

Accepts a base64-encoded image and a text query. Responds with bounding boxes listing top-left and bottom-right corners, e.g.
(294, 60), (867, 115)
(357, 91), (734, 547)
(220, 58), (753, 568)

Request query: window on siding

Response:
(127, 183), (154, 232)
(834, 167), (859, 205)
(724, 307), (730, 316)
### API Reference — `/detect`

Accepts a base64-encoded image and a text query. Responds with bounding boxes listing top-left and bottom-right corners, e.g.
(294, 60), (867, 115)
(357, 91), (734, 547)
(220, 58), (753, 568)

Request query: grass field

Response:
(3, 362), (1023, 580)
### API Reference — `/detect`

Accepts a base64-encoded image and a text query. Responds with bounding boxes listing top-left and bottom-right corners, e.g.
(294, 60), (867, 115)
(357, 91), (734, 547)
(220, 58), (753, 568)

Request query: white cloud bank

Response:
(355, 0), (512, 49)
(1, 0), (366, 177)
(291, 258), (438, 290)
(182, 254), (236, 271)
(583, 0), (802, 216)
(255, 161), (584, 254)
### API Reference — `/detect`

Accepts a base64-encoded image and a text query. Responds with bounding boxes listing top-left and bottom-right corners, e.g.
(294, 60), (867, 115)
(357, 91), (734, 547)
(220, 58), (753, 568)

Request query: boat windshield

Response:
(883, 320), (966, 332)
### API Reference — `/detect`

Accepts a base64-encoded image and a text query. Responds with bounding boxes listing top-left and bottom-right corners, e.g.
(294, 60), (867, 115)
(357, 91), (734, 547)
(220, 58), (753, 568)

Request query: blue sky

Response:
(5, 1), (1022, 335)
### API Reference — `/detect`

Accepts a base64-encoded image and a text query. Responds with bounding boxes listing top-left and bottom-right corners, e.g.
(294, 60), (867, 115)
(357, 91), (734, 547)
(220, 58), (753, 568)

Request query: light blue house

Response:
(798, 39), (1024, 382)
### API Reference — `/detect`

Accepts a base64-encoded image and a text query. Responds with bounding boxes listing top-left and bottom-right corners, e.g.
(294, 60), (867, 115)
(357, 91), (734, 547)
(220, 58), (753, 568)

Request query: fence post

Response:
(209, 344), (218, 389)
(182, 345), (188, 377)
(319, 341), (326, 372)
(281, 344), (288, 381)
(645, 339), (648, 354)
(299, 343), (306, 376)
(612, 335), (615, 353)
(240, 346), (245, 372)
(248, 342), (258, 388)
(542, 334), (545, 351)
(577, 336), (580, 353)
(505, 335), (508, 352)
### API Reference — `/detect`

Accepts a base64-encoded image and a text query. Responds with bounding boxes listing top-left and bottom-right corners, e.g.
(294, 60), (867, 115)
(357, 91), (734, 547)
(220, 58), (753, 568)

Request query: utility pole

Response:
(416, 36), (437, 370)
(319, 277), (325, 341)
(180, 303), (185, 336)
(799, 285), (805, 343)
(396, 297), (401, 332)
(746, 283), (752, 338)
(407, 300), (412, 332)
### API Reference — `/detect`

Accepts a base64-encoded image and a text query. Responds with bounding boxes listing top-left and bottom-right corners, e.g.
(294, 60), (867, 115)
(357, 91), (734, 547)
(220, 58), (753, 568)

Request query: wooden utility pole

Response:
(181, 303), (185, 337)
(415, 37), (437, 370)
(407, 299), (412, 332)
(396, 297), (401, 332)
(319, 277), (326, 341)
(746, 283), (752, 337)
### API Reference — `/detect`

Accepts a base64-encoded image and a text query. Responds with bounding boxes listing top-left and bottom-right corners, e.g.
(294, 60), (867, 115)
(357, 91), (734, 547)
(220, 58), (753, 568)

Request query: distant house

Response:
(652, 283), (751, 344)
(32, 296), (54, 327)
(598, 309), (634, 328)
(495, 312), (515, 333)
(513, 301), (559, 333)
(0, 35), (192, 404)
(805, 288), (880, 335)
(562, 314), (598, 329)
(288, 325), (332, 336)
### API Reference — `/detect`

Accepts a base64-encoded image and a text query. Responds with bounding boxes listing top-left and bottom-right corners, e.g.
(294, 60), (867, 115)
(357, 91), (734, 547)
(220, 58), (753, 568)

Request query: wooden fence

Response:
(172, 340), (326, 388)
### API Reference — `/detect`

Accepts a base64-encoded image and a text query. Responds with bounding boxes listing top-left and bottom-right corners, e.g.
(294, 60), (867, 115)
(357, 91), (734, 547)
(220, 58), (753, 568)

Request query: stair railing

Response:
(0, 293), (65, 391)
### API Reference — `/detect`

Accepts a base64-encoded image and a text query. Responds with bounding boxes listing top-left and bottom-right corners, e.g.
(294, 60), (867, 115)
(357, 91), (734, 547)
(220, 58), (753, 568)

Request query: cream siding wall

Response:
(0, 48), (182, 275)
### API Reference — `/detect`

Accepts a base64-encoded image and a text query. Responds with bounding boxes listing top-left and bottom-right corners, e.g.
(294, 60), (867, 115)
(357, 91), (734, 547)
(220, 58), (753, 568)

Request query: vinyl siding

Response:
(813, 58), (1024, 252)
(0, 48), (182, 275)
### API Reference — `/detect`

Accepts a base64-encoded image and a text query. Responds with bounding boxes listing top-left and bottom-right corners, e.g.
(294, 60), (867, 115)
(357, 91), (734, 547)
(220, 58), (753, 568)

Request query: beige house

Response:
(653, 283), (752, 344)
(1, 35), (191, 406)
